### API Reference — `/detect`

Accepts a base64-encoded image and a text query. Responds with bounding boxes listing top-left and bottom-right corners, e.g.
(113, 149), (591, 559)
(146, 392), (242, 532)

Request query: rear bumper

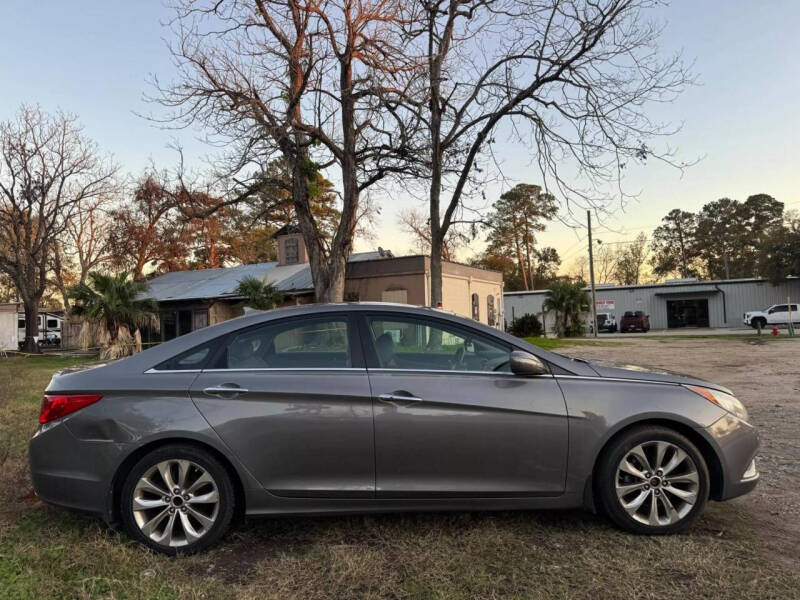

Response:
(29, 420), (122, 520)
(703, 414), (760, 501)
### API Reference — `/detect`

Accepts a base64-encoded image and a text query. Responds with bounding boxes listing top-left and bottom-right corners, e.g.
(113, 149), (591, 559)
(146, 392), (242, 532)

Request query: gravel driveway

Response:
(560, 336), (800, 570)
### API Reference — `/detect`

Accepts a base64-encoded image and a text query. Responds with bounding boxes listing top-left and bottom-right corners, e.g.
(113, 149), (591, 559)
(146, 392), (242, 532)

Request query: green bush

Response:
(509, 313), (543, 337)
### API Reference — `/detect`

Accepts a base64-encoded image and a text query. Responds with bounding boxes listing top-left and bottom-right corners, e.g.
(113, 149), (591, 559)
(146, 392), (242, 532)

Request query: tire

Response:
(751, 318), (766, 330)
(120, 444), (235, 555)
(597, 425), (709, 535)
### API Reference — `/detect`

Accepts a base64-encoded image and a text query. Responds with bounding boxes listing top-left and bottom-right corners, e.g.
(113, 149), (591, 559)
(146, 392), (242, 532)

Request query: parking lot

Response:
(1, 336), (799, 599)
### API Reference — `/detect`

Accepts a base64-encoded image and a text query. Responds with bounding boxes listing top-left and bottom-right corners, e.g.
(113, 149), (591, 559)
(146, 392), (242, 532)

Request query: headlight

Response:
(685, 385), (749, 423)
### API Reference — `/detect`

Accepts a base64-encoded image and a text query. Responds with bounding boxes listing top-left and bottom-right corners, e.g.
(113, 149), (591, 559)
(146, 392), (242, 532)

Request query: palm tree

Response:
(543, 281), (588, 337)
(68, 271), (159, 359)
(234, 276), (284, 310)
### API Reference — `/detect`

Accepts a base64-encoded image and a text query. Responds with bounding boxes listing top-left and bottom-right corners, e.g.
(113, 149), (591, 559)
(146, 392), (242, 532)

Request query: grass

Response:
(523, 336), (621, 350)
(1, 353), (799, 599)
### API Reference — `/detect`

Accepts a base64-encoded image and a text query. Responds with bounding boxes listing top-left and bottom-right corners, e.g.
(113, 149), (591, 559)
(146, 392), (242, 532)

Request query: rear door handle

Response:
(203, 385), (248, 397)
(378, 393), (423, 403)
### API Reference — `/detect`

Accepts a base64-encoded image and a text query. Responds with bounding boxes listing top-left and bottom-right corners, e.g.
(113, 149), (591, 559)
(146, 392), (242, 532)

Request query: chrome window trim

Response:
(200, 367), (368, 373)
(145, 368), (202, 374)
(367, 368), (524, 377)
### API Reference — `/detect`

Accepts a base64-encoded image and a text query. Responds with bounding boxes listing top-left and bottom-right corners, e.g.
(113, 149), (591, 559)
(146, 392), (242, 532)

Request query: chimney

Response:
(275, 228), (308, 266)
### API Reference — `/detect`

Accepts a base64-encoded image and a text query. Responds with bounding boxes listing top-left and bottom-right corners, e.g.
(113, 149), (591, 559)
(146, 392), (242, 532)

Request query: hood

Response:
(586, 360), (733, 394)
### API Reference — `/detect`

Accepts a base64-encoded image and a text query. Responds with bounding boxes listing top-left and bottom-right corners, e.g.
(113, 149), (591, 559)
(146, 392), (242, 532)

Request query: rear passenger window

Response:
(154, 343), (215, 371)
(215, 317), (351, 370)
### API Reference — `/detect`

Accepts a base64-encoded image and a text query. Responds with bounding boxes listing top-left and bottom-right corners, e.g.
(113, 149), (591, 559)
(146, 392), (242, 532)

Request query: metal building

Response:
(504, 277), (800, 331)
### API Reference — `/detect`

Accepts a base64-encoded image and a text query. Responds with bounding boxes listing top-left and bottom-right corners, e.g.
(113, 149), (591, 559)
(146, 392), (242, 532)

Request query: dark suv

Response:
(620, 310), (650, 332)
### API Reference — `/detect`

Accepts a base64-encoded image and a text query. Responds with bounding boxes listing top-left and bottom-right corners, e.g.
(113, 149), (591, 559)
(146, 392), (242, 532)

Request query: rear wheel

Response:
(597, 426), (709, 534)
(120, 445), (235, 555)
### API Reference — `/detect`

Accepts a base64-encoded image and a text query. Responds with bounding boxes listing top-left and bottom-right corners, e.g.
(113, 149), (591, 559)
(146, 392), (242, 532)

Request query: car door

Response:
(767, 305), (787, 325)
(190, 313), (375, 498)
(361, 313), (568, 498)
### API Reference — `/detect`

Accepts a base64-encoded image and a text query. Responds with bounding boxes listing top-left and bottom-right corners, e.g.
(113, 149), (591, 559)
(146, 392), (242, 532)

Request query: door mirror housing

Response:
(510, 351), (549, 377)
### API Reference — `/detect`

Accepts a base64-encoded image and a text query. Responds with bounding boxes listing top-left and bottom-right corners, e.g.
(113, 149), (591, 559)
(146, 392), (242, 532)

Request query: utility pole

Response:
(587, 210), (598, 338)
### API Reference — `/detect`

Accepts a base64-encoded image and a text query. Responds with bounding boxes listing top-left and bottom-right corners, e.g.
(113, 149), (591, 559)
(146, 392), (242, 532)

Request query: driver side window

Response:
(367, 316), (511, 373)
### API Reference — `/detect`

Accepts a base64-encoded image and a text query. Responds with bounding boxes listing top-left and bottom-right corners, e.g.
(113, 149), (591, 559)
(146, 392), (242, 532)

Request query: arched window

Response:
(487, 295), (495, 326)
(471, 293), (480, 321)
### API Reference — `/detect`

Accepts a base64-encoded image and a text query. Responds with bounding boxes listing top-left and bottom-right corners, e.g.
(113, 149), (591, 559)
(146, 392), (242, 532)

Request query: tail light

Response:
(39, 394), (103, 424)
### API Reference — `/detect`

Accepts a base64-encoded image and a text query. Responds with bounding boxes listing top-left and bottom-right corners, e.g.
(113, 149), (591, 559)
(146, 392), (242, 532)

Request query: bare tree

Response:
(613, 232), (648, 285)
(0, 106), (116, 352)
(593, 242), (618, 284)
(156, 0), (419, 301)
(397, 207), (464, 259)
(50, 195), (115, 309)
(403, 0), (692, 306)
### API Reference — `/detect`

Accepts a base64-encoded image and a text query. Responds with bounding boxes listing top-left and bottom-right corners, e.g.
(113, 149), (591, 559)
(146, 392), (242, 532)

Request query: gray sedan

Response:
(29, 303), (759, 555)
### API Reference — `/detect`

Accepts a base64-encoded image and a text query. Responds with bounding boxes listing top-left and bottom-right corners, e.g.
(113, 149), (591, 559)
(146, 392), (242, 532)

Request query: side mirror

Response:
(510, 351), (549, 377)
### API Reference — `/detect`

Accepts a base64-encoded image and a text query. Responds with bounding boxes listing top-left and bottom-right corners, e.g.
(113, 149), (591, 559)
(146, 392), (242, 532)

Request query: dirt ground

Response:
(560, 337), (800, 571)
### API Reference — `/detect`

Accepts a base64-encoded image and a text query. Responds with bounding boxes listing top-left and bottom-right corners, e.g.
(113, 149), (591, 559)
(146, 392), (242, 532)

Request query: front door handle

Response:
(203, 385), (248, 397)
(378, 393), (423, 403)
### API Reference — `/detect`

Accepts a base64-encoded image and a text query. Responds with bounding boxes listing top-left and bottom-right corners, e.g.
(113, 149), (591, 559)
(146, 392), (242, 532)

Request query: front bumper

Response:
(704, 413), (760, 500)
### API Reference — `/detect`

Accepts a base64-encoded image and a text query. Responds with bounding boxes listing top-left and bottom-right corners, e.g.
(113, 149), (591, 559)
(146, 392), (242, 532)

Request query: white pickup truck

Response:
(743, 303), (798, 329)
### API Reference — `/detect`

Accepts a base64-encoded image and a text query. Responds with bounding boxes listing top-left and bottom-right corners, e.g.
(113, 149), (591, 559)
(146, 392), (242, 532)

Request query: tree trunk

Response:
(427, 8), (446, 309)
(515, 238), (529, 290)
(430, 233), (444, 307)
(52, 244), (71, 311)
(21, 299), (41, 353)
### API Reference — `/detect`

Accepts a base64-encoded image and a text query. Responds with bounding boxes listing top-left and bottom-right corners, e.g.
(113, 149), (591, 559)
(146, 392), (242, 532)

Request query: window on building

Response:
(18, 319), (25, 329)
(471, 293), (480, 321)
(178, 310), (192, 336)
(284, 237), (299, 264)
(162, 312), (177, 341)
(487, 295), (495, 326)
(216, 316), (351, 369)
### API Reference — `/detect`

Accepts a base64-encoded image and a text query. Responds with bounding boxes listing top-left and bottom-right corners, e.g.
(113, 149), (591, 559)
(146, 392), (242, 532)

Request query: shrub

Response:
(509, 313), (543, 337)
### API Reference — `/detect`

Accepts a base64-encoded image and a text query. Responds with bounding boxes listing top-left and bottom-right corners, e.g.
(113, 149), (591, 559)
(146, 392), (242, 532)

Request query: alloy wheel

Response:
(132, 459), (220, 548)
(615, 440), (700, 527)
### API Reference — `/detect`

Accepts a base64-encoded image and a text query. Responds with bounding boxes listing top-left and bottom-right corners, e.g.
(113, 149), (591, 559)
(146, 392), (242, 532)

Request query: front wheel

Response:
(751, 318), (766, 330)
(120, 444), (235, 555)
(597, 426), (709, 534)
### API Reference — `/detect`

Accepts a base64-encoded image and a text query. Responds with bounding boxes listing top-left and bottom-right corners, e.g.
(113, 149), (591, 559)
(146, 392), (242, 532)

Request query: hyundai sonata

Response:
(30, 303), (759, 554)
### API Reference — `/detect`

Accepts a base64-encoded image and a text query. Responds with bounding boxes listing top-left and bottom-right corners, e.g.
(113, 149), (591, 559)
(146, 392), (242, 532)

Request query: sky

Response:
(2, 0), (799, 271)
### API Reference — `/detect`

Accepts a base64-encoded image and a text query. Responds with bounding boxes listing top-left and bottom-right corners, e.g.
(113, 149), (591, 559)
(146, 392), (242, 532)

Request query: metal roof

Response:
(144, 252), (385, 302)
(653, 286), (720, 296)
(504, 277), (785, 296)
